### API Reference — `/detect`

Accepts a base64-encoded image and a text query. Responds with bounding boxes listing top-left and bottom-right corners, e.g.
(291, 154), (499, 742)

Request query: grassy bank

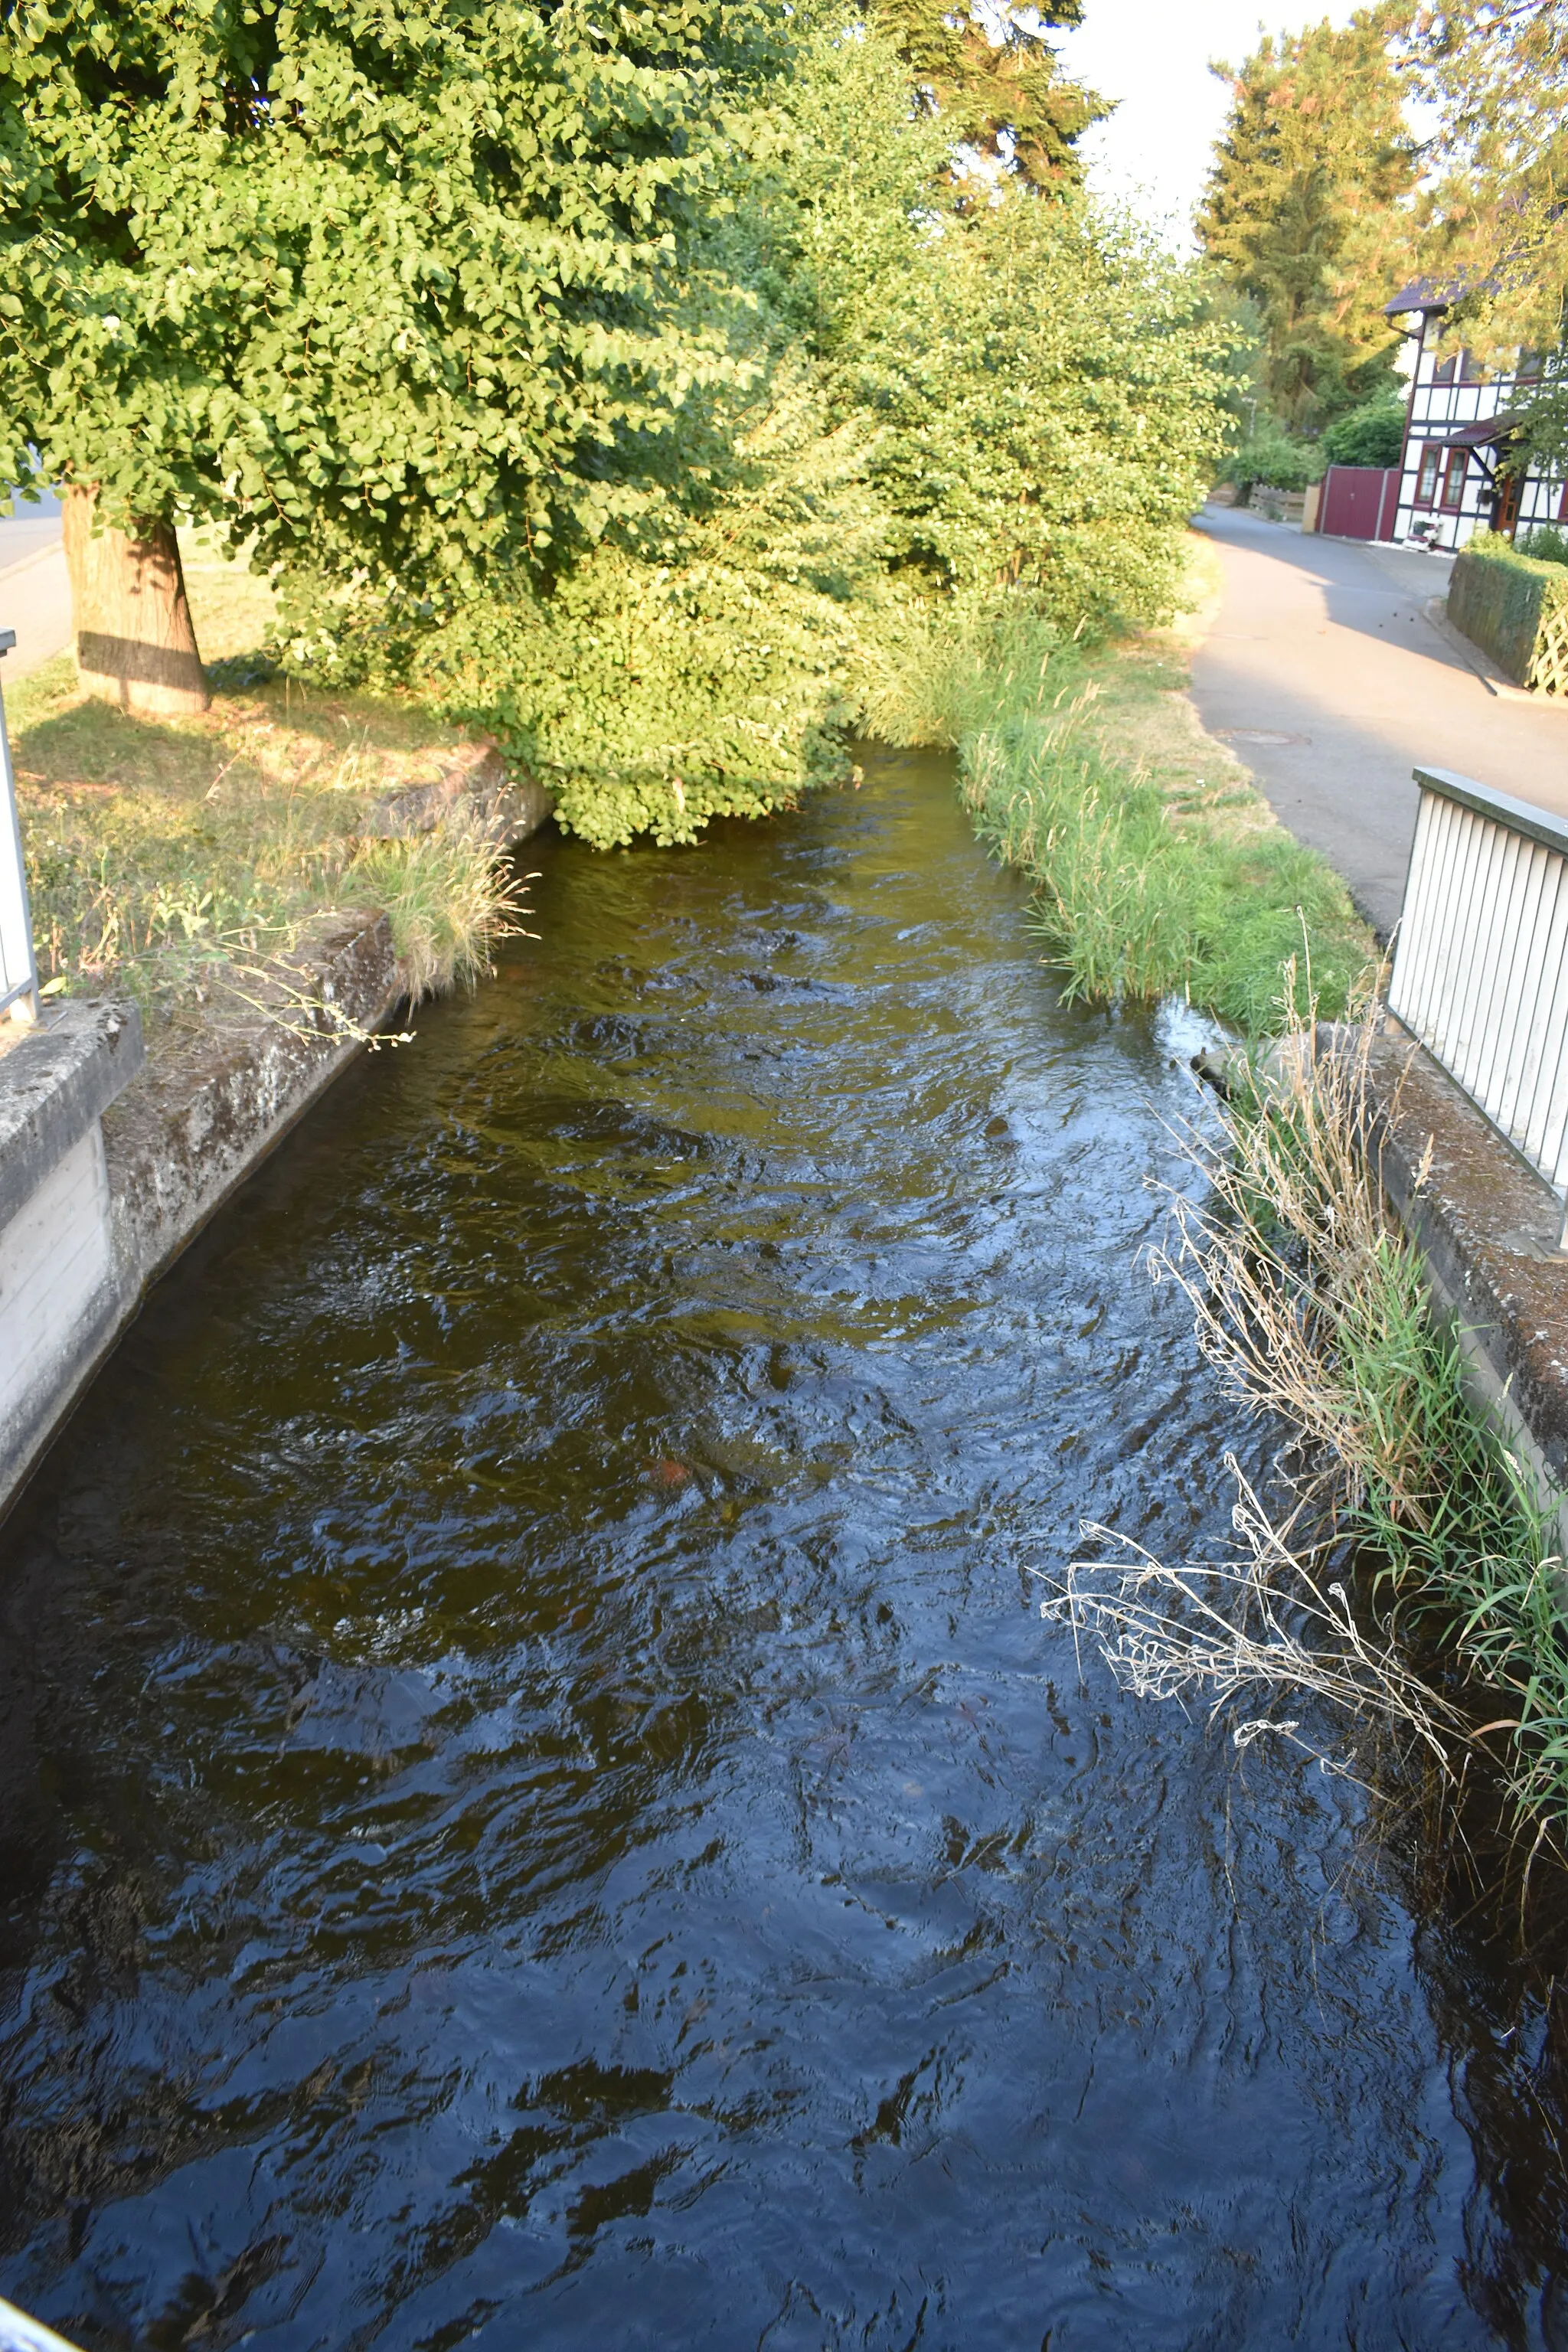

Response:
(1049, 1004), (1567, 1851)
(11, 538), (522, 1021)
(868, 540), (1377, 1034)
(1184, 1018), (1563, 1834)
(899, 546), (1568, 1847)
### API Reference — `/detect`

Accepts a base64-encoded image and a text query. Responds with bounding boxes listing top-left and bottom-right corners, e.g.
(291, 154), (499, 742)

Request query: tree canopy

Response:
(1320, 395), (1408, 466)
(1197, 8), (1416, 430)
(392, 15), (1233, 846)
(1400, 2), (1568, 464)
(0, 0), (1233, 848)
(0, 0), (774, 591)
(867, 0), (1103, 184)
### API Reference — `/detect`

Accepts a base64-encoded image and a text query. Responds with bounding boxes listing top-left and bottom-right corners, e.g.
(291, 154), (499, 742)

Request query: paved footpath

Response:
(1191, 502), (1568, 938)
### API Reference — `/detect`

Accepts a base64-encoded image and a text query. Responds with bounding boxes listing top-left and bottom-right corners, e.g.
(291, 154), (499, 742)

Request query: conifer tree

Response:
(868, 0), (1102, 184)
(1197, 9), (1417, 430)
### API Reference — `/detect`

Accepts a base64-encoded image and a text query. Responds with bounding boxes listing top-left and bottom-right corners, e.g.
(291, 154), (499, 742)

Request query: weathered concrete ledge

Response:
(0, 1002), (145, 1497)
(0, 998), (143, 1228)
(1367, 1018), (1568, 1512)
(361, 734), (554, 850)
(104, 906), (402, 1287)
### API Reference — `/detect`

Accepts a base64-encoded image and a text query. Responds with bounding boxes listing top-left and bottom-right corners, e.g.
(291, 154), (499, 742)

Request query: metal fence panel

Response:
(1388, 768), (1568, 1219)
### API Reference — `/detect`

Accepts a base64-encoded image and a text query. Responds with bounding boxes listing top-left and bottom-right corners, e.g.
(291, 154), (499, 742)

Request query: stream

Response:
(2, 745), (1567, 2348)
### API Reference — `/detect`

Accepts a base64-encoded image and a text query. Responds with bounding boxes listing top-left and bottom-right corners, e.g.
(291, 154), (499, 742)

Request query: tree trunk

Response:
(61, 485), (208, 716)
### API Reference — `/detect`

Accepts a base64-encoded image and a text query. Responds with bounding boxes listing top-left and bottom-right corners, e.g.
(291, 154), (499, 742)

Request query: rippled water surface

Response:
(3, 747), (1568, 2349)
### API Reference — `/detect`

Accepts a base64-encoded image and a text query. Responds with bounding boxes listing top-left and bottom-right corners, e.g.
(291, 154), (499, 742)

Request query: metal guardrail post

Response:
(0, 627), (39, 1025)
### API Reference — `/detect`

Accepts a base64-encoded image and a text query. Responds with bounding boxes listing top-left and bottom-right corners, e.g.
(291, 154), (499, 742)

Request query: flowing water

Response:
(2, 747), (1567, 2350)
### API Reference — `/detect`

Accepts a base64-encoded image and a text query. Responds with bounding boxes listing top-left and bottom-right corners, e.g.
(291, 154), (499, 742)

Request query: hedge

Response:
(1449, 532), (1568, 693)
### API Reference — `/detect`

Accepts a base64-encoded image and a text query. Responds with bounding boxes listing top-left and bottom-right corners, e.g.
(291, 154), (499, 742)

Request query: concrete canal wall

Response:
(0, 913), (402, 1521)
(1368, 1020), (1568, 1534)
(0, 1000), (145, 1498)
(0, 753), (553, 1522)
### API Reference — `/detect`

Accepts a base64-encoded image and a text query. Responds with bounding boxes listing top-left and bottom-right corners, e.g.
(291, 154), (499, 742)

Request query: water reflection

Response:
(0, 746), (1564, 2348)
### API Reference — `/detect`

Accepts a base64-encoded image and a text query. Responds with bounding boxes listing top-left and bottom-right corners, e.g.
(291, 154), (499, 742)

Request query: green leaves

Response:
(1197, 15), (1416, 432)
(838, 191), (1233, 633)
(9, 0), (1236, 851)
(0, 0), (767, 586)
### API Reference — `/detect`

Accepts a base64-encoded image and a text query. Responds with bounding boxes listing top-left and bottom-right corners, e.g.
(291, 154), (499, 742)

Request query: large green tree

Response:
(1197, 8), (1417, 430)
(385, 15), (1233, 846)
(848, 197), (1231, 628)
(0, 0), (767, 708)
(1400, 2), (1568, 466)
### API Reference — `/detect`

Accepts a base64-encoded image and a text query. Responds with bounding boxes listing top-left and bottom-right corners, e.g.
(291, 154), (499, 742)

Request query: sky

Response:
(1051, 0), (1364, 245)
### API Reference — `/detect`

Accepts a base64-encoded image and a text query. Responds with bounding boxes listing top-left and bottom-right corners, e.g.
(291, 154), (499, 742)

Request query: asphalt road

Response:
(0, 491), (70, 682)
(1191, 502), (1568, 937)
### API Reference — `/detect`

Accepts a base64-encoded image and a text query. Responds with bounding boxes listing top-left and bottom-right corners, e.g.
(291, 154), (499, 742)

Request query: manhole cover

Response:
(1216, 727), (1310, 746)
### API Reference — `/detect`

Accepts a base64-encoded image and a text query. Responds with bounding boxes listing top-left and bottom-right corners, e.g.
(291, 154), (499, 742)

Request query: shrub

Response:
(1321, 399), (1407, 469)
(1449, 530), (1568, 690)
(1222, 427), (1325, 498)
(1517, 521), (1568, 569)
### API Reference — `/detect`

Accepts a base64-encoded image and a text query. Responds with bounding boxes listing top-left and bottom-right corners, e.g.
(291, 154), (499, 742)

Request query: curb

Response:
(1419, 593), (1568, 709)
(0, 535), (64, 589)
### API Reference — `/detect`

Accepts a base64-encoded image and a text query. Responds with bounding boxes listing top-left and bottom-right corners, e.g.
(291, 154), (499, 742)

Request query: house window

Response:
(1432, 347), (1485, 386)
(1416, 446), (1442, 505)
(1441, 449), (1468, 508)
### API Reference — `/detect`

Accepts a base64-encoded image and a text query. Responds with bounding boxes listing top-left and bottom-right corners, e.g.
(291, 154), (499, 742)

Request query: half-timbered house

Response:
(1383, 279), (1564, 549)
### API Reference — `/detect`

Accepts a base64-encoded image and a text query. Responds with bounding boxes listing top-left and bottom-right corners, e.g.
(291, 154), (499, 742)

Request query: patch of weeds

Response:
(864, 545), (1377, 1034)
(1054, 994), (1568, 1853)
(13, 674), (521, 1012)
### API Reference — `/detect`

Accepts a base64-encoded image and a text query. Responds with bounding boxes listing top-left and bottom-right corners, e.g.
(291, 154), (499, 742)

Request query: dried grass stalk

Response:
(1042, 1454), (1467, 1778)
(1055, 975), (1568, 1838)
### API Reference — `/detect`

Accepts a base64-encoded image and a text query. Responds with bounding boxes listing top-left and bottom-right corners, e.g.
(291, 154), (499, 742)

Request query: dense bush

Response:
(1222, 428), (1324, 498)
(1321, 399), (1407, 469)
(848, 199), (1230, 633)
(1517, 522), (1568, 569)
(1449, 529), (1568, 688)
(278, 11), (1234, 847)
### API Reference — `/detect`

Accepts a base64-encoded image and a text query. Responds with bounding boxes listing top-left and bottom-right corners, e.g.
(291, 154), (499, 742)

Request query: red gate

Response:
(1319, 465), (1401, 541)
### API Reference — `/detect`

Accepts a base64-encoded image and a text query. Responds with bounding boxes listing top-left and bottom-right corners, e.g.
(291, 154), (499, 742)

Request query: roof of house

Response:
(1436, 413), (1522, 449)
(1384, 278), (1457, 316)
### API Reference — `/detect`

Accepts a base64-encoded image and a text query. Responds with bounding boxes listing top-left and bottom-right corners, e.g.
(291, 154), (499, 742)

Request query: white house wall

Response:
(1391, 310), (1564, 550)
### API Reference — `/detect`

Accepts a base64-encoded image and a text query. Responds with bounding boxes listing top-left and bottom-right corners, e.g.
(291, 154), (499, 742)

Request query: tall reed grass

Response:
(1046, 996), (1568, 1845)
(867, 600), (1373, 1033)
(349, 830), (532, 1001)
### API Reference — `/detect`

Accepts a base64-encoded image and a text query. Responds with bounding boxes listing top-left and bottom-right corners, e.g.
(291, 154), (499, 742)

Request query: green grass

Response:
(11, 547), (521, 1015)
(864, 560), (1377, 1034)
(1331, 1228), (1568, 1837)
(1169, 1007), (1568, 1842)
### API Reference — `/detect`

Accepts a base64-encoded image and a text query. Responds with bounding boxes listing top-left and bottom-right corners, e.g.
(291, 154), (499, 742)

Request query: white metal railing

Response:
(0, 626), (38, 1023)
(0, 2296), (85, 2352)
(1389, 766), (1568, 1242)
